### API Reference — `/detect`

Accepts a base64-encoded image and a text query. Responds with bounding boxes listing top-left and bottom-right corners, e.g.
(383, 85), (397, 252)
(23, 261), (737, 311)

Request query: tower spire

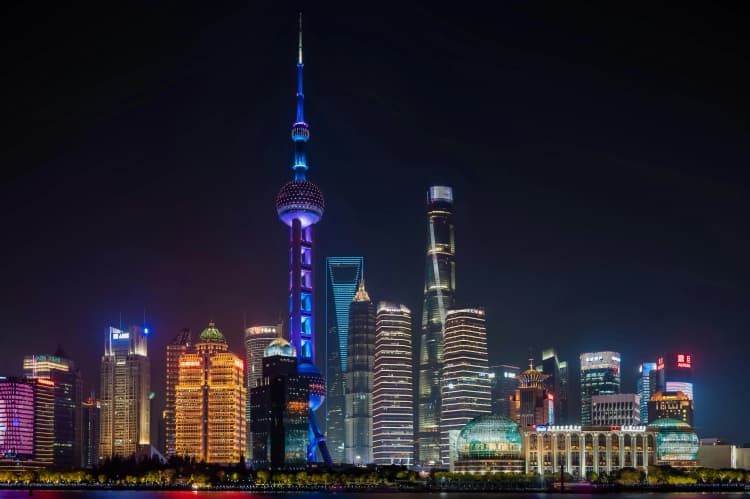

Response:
(290, 12), (309, 181)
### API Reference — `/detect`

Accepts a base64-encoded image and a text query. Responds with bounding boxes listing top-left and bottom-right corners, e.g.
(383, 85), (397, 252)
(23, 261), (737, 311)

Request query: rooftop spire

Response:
(353, 278), (371, 302)
(290, 12), (310, 181)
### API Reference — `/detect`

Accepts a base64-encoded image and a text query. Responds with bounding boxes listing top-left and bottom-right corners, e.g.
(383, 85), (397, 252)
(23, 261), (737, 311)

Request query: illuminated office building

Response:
(164, 328), (191, 457)
(652, 352), (694, 401)
(440, 308), (492, 466)
(23, 350), (83, 468)
(591, 393), (640, 426)
(325, 256), (364, 463)
(81, 396), (100, 468)
(637, 362), (657, 424)
(579, 351), (621, 425)
(372, 302), (413, 466)
(99, 325), (150, 459)
(542, 348), (569, 424)
(344, 280), (375, 464)
(490, 364), (520, 418)
(510, 360), (553, 430)
(31, 377), (55, 466)
(0, 378), (35, 465)
(417, 185), (456, 466)
(250, 334), (309, 470)
(175, 322), (245, 464)
(244, 324), (280, 460)
(274, 15), (330, 464)
(648, 391), (694, 426)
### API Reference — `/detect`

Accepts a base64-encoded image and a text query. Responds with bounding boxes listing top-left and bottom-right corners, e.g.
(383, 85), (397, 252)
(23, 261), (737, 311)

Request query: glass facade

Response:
(244, 324), (279, 459)
(652, 418), (699, 465)
(372, 302), (413, 466)
(0, 379), (34, 462)
(637, 362), (656, 424)
(490, 364), (520, 418)
(579, 351), (621, 425)
(440, 308), (492, 464)
(417, 185), (456, 466)
(453, 415), (524, 473)
(325, 256), (363, 463)
(99, 325), (150, 459)
(344, 280), (375, 464)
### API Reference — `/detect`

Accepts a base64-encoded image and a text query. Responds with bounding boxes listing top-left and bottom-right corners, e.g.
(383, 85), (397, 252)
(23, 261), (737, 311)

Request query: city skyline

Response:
(2, 3), (749, 446)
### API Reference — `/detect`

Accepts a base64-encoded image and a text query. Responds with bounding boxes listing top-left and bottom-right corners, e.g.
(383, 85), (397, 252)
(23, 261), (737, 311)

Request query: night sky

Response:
(2, 4), (749, 443)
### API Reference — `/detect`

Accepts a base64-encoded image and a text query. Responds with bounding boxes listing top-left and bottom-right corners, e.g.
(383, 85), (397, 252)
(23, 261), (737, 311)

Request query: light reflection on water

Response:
(0, 492), (746, 499)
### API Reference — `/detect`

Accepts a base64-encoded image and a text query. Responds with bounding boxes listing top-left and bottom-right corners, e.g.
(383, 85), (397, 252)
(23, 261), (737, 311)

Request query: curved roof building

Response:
(652, 418), (699, 466)
(453, 415), (524, 473)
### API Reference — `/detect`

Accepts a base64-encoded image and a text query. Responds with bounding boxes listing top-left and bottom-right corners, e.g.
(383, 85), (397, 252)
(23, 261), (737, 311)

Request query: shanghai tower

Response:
(416, 186), (456, 466)
(275, 14), (331, 465)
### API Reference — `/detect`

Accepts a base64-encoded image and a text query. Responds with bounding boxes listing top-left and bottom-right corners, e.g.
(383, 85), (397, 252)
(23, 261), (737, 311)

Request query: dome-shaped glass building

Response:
(264, 336), (296, 358)
(651, 418), (699, 467)
(453, 415), (525, 473)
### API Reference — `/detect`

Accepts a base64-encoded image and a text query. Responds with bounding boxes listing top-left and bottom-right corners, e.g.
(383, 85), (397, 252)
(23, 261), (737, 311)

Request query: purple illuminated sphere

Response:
(276, 180), (324, 228)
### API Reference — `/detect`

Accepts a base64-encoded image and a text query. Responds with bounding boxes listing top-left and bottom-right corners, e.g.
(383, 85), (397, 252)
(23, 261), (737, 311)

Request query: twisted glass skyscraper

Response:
(417, 186), (456, 466)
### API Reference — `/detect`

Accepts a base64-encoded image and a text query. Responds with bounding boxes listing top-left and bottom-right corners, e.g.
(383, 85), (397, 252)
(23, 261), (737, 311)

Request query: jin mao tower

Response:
(274, 14), (330, 465)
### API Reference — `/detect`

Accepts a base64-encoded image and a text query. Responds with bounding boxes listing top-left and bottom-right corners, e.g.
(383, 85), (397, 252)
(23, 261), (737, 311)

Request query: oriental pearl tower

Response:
(275, 14), (332, 465)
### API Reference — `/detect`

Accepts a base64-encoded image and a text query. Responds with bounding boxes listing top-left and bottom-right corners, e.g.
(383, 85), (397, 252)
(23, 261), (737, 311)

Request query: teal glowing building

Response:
(325, 256), (364, 463)
(274, 14), (330, 465)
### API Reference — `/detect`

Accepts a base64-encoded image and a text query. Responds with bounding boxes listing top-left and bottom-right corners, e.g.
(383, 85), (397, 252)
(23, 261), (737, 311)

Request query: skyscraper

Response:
(372, 302), (413, 466)
(250, 334), (309, 470)
(344, 280), (375, 464)
(325, 256), (364, 463)
(440, 308), (491, 466)
(0, 378), (34, 465)
(417, 185), (456, 466)
(274, 15), (330, 465)
(510, 360), (553, 430)
(638, 362), (657, 424)
(23, 350), (83, 468)
(164, 328), (191, 458)
(490, 364), (520, 418)
(559, 360), (569, 424)
(244, 324), (280, 460)
(31, 377), (55, 466)
(99, 325), (150, 459)
(541, 348), (568, 424)
(652, 352), (694, 401)
(81, 395), (100, 468)
(579, 351), (621, 425)
(175, 322), (245, 463)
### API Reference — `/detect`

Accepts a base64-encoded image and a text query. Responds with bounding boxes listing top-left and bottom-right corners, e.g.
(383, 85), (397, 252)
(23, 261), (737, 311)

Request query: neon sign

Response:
(676, 353), (692, 368)
(112, 332), (130, 340)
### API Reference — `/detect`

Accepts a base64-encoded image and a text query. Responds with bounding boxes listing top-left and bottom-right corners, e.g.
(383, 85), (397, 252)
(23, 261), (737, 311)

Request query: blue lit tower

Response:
(275, 14), (331, 465)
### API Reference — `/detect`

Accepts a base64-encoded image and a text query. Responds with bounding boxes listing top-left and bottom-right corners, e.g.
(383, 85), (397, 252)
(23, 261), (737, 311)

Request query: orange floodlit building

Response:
(175, 322), (246, 463)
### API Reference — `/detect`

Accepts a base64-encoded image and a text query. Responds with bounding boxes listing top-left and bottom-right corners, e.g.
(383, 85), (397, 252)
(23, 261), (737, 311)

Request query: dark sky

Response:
(2, 3), (748, 443)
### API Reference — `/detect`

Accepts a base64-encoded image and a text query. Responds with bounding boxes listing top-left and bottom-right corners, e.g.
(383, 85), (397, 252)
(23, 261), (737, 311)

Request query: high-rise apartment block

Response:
(99, 325), (150, 459)
(164, 328), (191, 457)
(591, 393), (640, 426)
(372, 302), (413, 466)
(324, 256), (363, 463)
(23, 350), (83, 468)
(344, 280), (375, 464)
(440, 308), (492, 465)
(175, 323), (245, 463)
(580, 351), (621, 425)
(417, 185), (456, 466)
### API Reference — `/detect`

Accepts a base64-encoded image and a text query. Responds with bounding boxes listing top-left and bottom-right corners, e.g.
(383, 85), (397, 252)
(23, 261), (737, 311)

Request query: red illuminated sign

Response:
(676, 353), (692, 368)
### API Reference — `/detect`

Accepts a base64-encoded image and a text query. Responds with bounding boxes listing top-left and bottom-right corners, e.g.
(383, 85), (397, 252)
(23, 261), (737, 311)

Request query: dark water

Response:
(0, 493), (747, 499)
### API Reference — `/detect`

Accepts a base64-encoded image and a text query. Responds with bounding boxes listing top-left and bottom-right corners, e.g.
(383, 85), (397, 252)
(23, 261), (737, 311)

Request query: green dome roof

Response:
(652, 418), (699, 462)
(650, 418), (691, 429)
(456, 415), (522, 460)
(199, 322), (226, 344)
